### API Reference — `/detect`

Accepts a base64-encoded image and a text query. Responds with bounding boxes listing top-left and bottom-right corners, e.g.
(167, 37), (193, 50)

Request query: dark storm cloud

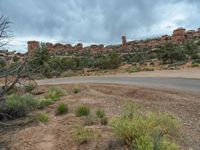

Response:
(0, 0), (200, 51)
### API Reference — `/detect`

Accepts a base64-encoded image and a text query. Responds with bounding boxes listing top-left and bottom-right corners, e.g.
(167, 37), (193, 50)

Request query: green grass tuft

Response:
(75, 105), (90, 117)
(56, 103), (68, 115)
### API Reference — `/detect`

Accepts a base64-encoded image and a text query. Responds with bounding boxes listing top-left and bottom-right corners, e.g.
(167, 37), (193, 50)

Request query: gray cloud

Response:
(0, 0), (200, 51)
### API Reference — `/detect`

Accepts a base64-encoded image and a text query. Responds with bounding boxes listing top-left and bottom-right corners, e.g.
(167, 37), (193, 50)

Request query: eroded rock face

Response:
(185, 30), (195, 40)
(27, 41), (39, 58)
(74, 43), (83, 51)
(172, 28), (186, 43)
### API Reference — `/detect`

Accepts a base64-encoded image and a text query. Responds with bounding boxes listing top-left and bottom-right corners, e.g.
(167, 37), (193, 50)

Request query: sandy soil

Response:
(112, 68), (200, 79)
(0, 84), (200, 150)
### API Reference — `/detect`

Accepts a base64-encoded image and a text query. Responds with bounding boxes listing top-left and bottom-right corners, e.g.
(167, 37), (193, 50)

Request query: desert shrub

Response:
(0, 94), (38, 119)
(73, 85), (81, 94)
(96, 108), (105, 118)
(127, 66), (141, 73)
(35, 112), (49, 123)
(192, 59), (200, 64)
(0, 57), (6, 68)
(111, 103), (180, 150)
(191, 63), (199, 67)
(93, 52), (121, 70)
(74, 126), (99, 144)
(30, 43), (52, 77)
(38, 98), (54, 109)
(56, 103), (68, 115)
(25, 82), (36, 93)
(158, 43), (186, 64)
(122, 102), (142, 119)
(143, 66), (155, 71)
(75, 105), (90, 117)
(45, 87), (66, 101)
(100, 117), (108, 125)
(61, 70), (76, 77)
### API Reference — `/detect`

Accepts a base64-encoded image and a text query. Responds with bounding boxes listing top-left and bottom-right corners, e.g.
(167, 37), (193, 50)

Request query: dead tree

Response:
(0, 16), (35, 102)
(0, 16), (11, 48)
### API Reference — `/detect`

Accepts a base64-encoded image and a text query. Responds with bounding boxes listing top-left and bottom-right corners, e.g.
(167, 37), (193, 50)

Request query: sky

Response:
(0, 0), (200, 52)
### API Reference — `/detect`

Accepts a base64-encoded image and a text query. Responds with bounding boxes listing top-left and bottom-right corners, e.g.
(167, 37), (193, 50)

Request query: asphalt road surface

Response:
(37, 76), (200, 95)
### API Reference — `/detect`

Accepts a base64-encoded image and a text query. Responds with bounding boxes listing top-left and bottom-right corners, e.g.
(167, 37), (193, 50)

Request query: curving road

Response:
(37, 76), (200, 95)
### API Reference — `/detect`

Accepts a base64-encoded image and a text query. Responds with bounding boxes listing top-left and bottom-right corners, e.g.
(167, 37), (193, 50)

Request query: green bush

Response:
(158, 43), (186, 64)
(45, 87), (66, 101)
(75, 105), (90, 117)
(100, 117), (108, 125)
(35, 113), (49, 123)
(111, 103), (180, 150)
(96, 108), (105, 118)
(56, 103), (68, 115)
(38, 98), (54, 109)
(25, 82), (36, 93)
(191, 63), (199, 67)
(98, 52), (121, 69)
(0, 94), (38, 119)
(73, 85), (81, 94)
(192, 59), (200, 64)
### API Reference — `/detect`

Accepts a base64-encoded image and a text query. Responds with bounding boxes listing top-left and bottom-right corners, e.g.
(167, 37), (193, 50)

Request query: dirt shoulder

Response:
(111, 68), (200, 79)
(1, 83), (199, 150)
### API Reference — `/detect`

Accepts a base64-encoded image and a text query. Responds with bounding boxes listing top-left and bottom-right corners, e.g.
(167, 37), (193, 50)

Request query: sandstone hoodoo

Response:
(27, 27), (200, 57)
(121, 35), (127, 49)
(27, 41), (39, 57)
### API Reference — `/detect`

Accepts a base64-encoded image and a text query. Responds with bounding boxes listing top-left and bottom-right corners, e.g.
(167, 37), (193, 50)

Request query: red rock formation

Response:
(185, 30), (195, 40)
(27, 27), (200, 57)
(121, 36), (127, 48)
(74, 43), (83, 51)
(172, 27), (186, 43)
(160, 35), (170, 44)
(194, 28), (200, 38)
(27, 41), (39, 58)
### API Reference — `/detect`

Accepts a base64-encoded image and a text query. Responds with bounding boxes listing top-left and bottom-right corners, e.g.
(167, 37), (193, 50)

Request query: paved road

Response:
(37, 76), (200, 95)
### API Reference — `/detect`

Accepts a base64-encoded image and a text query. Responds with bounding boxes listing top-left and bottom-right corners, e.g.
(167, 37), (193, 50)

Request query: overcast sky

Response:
(0, 0), (200, 52)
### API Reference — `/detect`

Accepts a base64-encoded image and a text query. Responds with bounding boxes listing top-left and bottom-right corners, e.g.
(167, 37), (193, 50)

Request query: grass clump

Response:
(38, 98), (54, 109)
(75, 105), (90, 117)
(24, 82), (36, 93)
(143, 66), (155, 71)
(35, 112), (49, 123)
(74, 126), (100, 144)
(111, 103), (180, 150)
(0, 94), (38, 119)
(45, 87), (66, 101)
(96, 108), (105, 118)
(73, 85), (81, 94)
(127, 66), (141, 73)
(96, 108), (108, 125)
(56, 103), (68, 115)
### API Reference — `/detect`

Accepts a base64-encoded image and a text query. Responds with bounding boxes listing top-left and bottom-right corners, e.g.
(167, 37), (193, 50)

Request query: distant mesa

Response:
(27, 27), (200, 57)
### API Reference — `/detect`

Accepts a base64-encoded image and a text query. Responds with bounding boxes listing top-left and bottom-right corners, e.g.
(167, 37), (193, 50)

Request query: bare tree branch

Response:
(0, 16), (12, 48)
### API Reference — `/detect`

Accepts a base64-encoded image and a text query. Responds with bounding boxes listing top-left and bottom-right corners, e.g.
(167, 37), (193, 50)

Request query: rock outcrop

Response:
(27, 27), (200, 57)
(172, 28), (186, 43)
(27, 41), (39, 58)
